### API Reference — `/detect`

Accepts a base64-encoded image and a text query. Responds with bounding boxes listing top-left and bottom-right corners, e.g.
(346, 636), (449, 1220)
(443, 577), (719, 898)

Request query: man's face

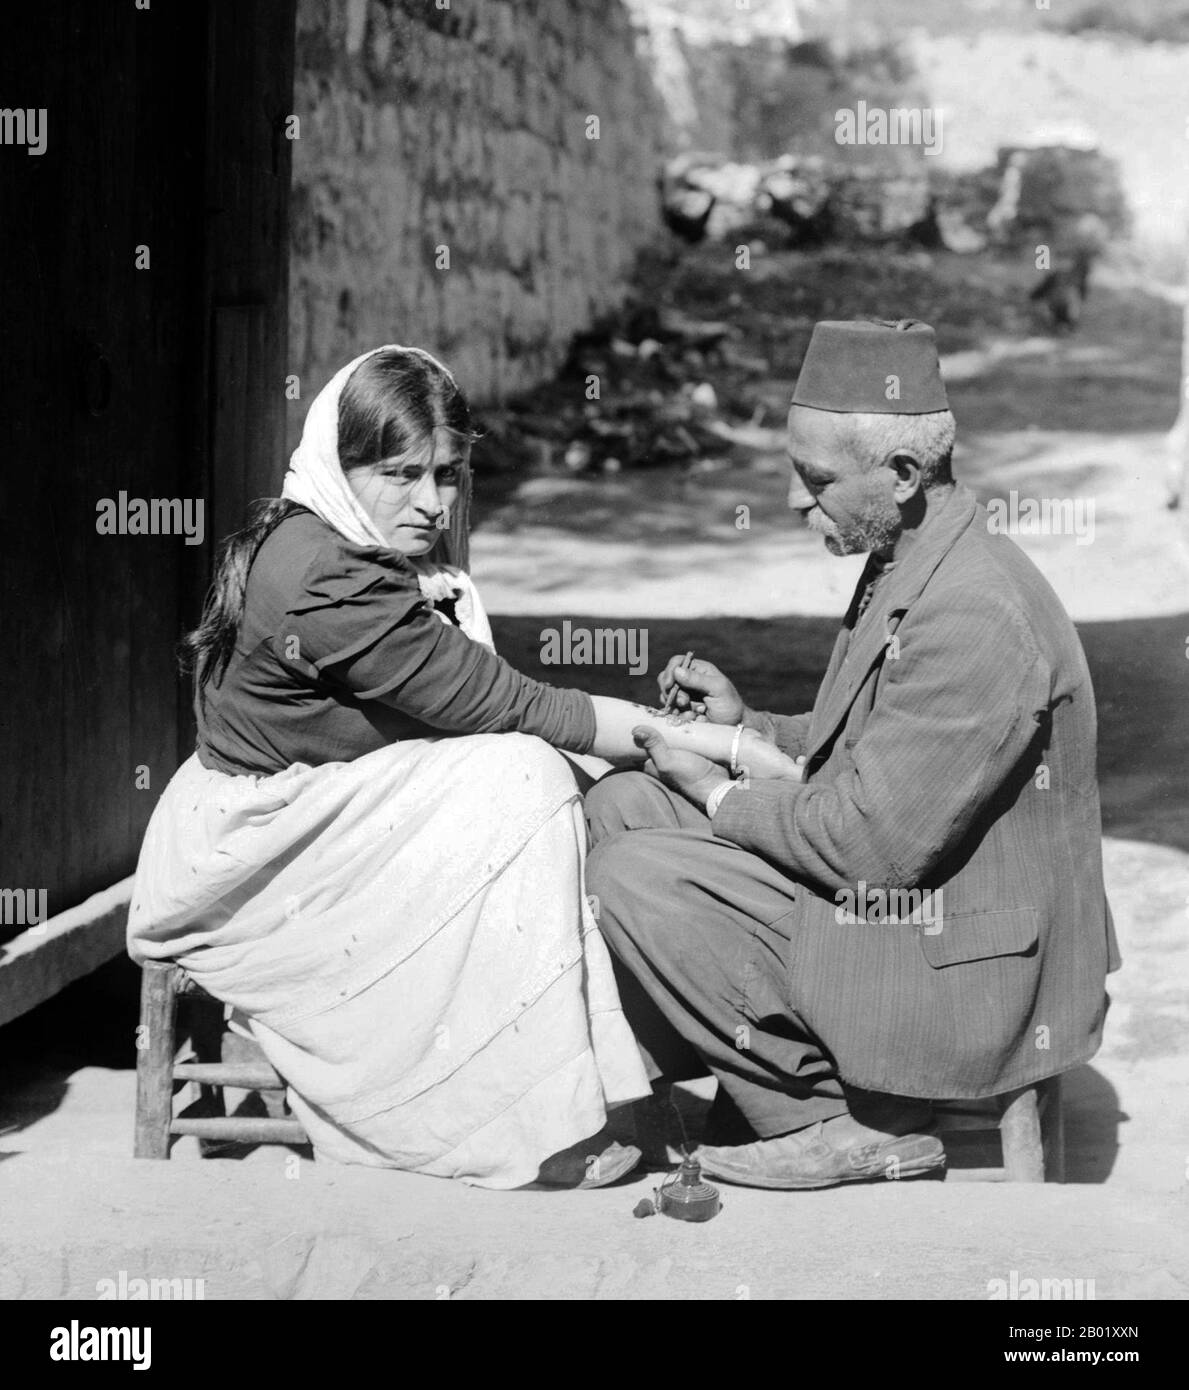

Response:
(786, 405), (901, 556)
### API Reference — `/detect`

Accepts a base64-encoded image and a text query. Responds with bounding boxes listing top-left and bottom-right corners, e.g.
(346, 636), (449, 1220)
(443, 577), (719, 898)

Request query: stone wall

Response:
(288, 0), (665, 440)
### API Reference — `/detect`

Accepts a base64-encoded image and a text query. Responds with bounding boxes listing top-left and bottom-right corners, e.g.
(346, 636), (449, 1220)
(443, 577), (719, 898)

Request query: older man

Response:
(586, 319), (1119, 1189)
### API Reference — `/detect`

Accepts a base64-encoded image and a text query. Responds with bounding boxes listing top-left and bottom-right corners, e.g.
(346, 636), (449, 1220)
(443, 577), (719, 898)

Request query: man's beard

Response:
(806, 505), (897, 556)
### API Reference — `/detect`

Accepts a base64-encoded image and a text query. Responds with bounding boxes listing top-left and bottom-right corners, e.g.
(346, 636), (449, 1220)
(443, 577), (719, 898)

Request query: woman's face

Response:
(347, 426), (465, 555)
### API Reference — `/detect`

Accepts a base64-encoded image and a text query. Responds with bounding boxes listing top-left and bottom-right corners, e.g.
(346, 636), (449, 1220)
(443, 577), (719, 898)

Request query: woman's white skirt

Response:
(127, 734), (649, 1188)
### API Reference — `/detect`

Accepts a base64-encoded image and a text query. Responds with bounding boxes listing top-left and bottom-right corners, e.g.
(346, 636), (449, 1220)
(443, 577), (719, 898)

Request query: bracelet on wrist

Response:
(729, 722), (745, 779)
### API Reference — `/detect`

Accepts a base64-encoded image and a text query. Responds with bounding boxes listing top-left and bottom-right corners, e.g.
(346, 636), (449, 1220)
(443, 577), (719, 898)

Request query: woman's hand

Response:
(657, 656), (745, 725)
(734, 729), (805, 782)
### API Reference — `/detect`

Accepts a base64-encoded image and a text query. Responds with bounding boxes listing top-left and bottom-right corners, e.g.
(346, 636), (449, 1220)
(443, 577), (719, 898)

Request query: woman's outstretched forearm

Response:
(585, 696), (803, 780)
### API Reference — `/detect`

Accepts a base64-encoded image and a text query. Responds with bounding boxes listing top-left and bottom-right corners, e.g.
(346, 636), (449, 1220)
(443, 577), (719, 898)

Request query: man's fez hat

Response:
(792, 319), (950, 414)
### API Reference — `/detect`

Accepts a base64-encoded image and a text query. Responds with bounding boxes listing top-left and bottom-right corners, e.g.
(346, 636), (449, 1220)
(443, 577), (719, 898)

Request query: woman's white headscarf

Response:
(282, 345), (494, 651)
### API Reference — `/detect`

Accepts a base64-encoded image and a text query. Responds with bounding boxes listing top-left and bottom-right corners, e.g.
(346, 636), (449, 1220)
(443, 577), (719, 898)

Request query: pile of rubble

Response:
(473, 127), (1125, 478)
(656, 134), (1127, 262)
(474, 301), (774, 477)
(659, 150), (935, 250)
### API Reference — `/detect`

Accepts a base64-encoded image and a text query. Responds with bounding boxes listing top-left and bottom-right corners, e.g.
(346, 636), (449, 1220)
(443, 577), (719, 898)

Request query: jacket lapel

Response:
(805, 486), (979, 766)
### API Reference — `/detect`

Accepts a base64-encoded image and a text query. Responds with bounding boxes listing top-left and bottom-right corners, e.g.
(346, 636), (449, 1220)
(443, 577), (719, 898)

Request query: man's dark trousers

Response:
(586, 770), (848, 1139)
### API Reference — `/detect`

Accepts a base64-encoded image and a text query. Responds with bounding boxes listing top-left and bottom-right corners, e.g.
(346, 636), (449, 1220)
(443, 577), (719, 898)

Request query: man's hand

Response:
(657, 656), (745, 725)
(657, 656), (779, 740)
(632, 726), (730, 808)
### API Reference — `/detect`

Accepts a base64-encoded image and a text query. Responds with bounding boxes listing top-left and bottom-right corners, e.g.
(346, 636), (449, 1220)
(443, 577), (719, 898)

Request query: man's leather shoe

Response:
(696, 1118), (945, 1190)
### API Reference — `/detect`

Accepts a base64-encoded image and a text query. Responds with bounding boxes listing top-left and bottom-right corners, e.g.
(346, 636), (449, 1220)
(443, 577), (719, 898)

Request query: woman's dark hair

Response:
(180, 347), (474, 697)
(338, 347), (473, 475)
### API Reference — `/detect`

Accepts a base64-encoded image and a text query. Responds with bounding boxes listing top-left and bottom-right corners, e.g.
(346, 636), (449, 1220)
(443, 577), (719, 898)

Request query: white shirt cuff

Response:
(705, 780), (738, 819)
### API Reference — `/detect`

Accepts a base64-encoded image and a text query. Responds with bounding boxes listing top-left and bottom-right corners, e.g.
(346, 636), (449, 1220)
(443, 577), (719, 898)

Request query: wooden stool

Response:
(936, 1077), (1065, 1182)
(134, 959), (308, 1159)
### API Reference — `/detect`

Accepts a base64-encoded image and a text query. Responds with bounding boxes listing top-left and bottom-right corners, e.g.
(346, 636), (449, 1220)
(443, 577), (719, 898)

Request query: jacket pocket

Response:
(919, 907), (1039, 969)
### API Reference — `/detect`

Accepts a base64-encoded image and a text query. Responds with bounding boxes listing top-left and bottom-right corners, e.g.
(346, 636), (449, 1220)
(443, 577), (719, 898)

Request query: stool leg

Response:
(1000, 1084), (1045, 1182)
(187, 991), (229, 1115)
(185, 990), (231, 1156)
(134, 961), (179, 1159)
(1040, 1075), (1065, 1183)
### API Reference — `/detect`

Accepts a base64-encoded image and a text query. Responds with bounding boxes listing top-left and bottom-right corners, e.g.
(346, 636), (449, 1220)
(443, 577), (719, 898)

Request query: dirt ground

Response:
(1, 248), (1186, 1300)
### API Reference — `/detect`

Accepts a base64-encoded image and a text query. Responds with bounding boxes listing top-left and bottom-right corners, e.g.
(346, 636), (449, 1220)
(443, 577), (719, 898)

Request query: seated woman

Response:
(127, 345), (802, 1190)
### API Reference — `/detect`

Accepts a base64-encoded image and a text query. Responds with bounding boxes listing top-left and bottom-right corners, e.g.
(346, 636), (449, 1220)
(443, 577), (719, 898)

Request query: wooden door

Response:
(0, 0), (295, 951)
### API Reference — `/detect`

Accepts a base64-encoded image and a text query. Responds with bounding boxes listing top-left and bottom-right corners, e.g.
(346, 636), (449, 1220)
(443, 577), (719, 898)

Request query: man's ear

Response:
(887, 452), (923, 503)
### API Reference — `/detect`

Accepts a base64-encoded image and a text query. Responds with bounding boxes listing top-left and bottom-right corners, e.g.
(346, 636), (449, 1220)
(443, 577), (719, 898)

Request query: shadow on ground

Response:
(0, 954), (137, 1138)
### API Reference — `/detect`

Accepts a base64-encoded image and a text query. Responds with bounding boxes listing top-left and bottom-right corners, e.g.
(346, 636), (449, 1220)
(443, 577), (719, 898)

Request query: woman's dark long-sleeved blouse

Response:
(196, 509), (595, 776)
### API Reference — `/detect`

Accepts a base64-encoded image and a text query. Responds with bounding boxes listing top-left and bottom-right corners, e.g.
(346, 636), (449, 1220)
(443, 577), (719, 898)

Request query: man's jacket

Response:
(712, 484), (1119, 1098)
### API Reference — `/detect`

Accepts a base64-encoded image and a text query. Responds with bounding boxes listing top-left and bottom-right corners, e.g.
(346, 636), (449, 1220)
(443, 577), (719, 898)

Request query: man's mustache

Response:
(805, 505), (841, 538)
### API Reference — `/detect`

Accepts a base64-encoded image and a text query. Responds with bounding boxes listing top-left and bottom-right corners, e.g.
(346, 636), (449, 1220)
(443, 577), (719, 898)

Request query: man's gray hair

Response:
(839, 410), (957, 486)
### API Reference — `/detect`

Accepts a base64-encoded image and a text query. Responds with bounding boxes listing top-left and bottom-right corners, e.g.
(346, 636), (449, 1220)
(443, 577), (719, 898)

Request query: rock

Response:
(987, 143), (1129, 247)
(720, 342), (770, 375)
(563, 440), (592, 471)
(937, 209), (986, 254)
(657, 308), (738, 352)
